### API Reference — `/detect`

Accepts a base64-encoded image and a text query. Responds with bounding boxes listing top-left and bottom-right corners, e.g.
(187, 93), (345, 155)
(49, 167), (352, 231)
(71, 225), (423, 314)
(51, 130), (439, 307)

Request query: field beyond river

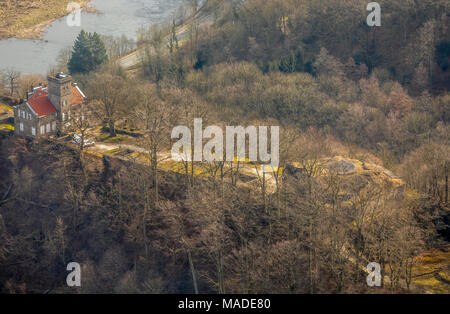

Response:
(0, 0), (91, 40)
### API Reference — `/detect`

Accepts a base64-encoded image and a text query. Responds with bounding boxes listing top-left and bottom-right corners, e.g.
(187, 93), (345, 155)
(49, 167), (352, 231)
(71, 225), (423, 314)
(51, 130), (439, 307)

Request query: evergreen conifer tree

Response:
(68, 30), (108, 74)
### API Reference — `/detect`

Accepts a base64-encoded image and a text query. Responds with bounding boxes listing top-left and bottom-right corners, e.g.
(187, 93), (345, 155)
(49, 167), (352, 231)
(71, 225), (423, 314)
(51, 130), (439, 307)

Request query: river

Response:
(0, 0), (187, 75)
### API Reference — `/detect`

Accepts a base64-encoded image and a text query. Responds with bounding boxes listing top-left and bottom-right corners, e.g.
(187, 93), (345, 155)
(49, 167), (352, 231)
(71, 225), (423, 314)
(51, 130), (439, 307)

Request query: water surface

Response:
(0, 0), (186, 75)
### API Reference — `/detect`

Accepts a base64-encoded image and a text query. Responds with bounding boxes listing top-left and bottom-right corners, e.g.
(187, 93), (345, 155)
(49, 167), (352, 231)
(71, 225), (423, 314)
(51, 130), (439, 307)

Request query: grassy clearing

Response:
(103, 148), (120, 155)
(0, 0), (90, 39)
(412, 246), (450, 293)
(85, 150), (103, 158)
(159, 159), (213, 176)
(98, 132), (124, 143)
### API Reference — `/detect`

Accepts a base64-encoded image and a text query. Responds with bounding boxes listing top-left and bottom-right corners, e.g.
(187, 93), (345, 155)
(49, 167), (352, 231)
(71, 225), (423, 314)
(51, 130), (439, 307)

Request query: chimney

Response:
(28, 84), (33, 100)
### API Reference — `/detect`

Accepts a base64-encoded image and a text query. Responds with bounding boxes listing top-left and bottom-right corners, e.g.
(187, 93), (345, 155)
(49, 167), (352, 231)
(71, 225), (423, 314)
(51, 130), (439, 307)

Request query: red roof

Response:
(28, 90), (57, 117)
(27, 85), (86, 117)
(71, 85), (85, 106)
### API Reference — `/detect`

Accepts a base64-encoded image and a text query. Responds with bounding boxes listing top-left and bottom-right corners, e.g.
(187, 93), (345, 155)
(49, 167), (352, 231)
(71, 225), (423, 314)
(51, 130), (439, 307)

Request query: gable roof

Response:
(27, 89), (57, 117)
(26, 85), (86, 118)
(71, 85), (86, 106)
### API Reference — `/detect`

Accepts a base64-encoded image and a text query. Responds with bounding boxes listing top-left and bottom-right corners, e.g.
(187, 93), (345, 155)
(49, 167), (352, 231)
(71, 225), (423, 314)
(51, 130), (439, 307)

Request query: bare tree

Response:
(132, 83), (175, 202)
(86, 74), (128, 137)
(166, 87), (208, 189)
(2, 68), (20, 96)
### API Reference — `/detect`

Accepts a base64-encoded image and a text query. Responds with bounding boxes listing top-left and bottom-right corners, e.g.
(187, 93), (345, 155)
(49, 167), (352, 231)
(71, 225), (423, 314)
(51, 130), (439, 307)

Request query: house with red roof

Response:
(14, 73), (86, 138)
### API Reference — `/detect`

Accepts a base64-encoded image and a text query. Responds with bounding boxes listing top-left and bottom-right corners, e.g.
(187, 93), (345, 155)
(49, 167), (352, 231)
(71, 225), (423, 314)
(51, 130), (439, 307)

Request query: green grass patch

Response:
(103, 136), (123, 143)
(99, 133), (124, 143)
(103, 148), (120, 155)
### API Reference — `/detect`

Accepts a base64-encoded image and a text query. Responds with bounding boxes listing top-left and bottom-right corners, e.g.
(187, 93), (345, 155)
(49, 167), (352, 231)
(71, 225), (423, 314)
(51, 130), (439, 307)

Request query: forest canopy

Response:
(0, 0), (449, 295)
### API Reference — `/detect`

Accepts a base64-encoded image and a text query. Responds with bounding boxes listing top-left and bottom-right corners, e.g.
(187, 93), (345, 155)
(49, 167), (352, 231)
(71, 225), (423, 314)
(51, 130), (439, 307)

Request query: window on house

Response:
(52, 121), (57, 131)
(63, 100), (66, 106)
(19, 123), (24, 132)
(31, 127), (36, 136)
(40, 125), (45, 134)
(62, 113), (66, 121)
(21, 111), (25, 118)
(46, 123), (51, 133)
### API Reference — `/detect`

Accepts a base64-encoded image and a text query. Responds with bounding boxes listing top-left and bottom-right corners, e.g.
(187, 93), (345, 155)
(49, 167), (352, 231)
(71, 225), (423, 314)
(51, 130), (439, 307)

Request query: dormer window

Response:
(63, 100), (67, 106)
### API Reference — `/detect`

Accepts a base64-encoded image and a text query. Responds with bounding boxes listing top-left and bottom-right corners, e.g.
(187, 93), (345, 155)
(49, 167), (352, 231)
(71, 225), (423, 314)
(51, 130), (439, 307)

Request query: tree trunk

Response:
(152, 146), (158, 203)
(187, 250), (198, 294)
(108, 120), (116, 137)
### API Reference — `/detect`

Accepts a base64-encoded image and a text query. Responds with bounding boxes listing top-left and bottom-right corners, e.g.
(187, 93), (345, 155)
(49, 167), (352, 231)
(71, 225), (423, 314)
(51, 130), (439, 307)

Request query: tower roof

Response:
(48, 72), (71, 80)
(56, 72), (69, 79)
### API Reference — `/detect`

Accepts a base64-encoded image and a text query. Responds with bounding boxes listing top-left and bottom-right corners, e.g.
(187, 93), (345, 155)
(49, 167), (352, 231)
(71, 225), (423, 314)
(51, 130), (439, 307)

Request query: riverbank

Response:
(0, 0), (96, 40)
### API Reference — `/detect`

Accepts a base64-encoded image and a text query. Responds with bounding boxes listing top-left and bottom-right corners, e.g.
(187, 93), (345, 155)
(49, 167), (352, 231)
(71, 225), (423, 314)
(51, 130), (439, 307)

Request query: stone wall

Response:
(14, 104), (36, 138)
(48, 74), (72, 121)
(36, 113), (58, 138)
(13, 103), (58, 138)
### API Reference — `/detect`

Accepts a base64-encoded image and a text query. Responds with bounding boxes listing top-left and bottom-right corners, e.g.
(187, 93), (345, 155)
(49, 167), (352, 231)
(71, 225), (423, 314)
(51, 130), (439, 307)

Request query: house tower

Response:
(48, 73), (72, 121)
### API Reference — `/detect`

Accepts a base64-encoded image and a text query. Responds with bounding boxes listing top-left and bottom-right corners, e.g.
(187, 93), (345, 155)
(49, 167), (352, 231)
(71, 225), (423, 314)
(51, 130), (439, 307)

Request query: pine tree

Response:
(68, 30), (90, 74)
(90, 32), (108, 69)
(68, 30), (108, 74)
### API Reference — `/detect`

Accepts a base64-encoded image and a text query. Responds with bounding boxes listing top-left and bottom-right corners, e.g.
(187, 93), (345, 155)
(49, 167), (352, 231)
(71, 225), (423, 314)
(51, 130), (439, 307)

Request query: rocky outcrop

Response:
(284, 156), (406, 201)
